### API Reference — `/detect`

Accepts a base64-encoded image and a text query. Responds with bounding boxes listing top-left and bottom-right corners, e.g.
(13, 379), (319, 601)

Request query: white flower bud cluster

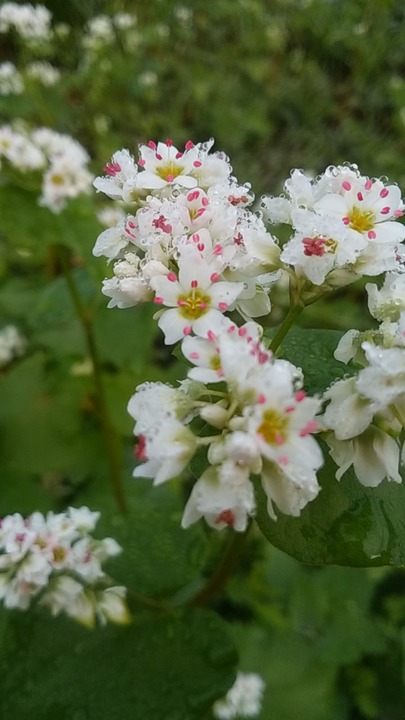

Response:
(0, 325), (26, 368)
(0, 125), (93, 211)
(212, 672), (265, 719)
(0, 507), (130, 627)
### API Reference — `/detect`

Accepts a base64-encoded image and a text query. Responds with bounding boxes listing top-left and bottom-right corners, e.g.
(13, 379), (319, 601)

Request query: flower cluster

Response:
(94, 138), (405, 530)
(0, 61), (23, 95)
(0, 2), (52, 44)
(212, 672), (265, 719)
(128, 321), (323, 530)
(262, 164), (405, 296)
(0, 125), (93, 211)
(93, 138), (280, 338)
(0, 506), (130, 627)
(0, 325), (26, 368)
(321, 270), (405, 486)
(0, 60), (61, 96)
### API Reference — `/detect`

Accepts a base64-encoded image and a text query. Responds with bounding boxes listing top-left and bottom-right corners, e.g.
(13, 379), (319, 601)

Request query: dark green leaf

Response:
(0, 607), (237, 720)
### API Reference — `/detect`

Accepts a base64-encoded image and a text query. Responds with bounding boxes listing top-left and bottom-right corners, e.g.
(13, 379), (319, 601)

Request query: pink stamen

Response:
(153, 296), (164, 304)
(342, 216), (350, 225)
(202, 197), (209, 207)
(190, 352), (200, 359)
(155, 153), (162, 161)
(193, 160), (202, 168)
(103, 161), (121, 176)
(394, 209), (404, 217)
(197, 243), (205, 251)
(365, 179), (373, 190)
(278, 455), (288, 466)
(177, 300), (186, 307)
(207, 330), (216, 341)
(167, 272), (177, 282)
(192, 233), (200, 243)
(302, 237), (326, 257)
(368, 230), (376, 239)
(187, 191), (200, 201)
(185, 140), (194, 150)
(234, 232), (244, 246)
(213, 244), (223, 255)
(183, 325), (192, 336)
(381, 206), (390, 215)
(357, 192), (363, 202)
(215, 510), (235, 527)
(138, 159), (146, 167)
(295, 390), (306, 402)
(238, 327), (247, 336)
(218, 302), (228, 311)
(199, 302), (207, 309)
(342, 181), (352, 191)
(285, 405), (295, 413)
(275, 433), (284, 445)
(128, 220), (136, 228)
(191, 280), (198, 288)
(210, 272), (220, 282)
(166, 139), (173, 146)
(134, 435), (148, 461)
(176, 151), (183, 159)
(257, 393), (266, 404)
(196, 208), (206, 217)
(166, 174), (174, 183)
(147, 140), (156, 149)
(380, 188), (389, 198)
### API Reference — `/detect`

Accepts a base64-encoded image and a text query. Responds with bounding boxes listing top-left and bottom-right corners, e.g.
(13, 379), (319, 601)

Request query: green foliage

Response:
(0, 607), (237, 720)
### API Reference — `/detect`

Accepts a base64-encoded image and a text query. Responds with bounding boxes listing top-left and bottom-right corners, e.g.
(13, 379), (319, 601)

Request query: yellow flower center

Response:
(50, 173), (65, 186)
(210, 355), (221, 370)
(258, 409), (289, 445)
(156, 161), (184, 182)
(348, 206), (375, 232)
(178, 289), (210, 319)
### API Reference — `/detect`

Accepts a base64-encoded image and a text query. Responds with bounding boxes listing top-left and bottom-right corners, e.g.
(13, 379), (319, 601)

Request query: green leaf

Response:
(254, 447), (405, 567)
(264, 326), (355, 395)
(0, 607), (237, 720)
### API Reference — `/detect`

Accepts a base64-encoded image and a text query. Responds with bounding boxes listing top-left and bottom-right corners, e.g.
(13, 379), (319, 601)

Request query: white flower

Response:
(0, 325), (26, 367)
(93, 149), (138, 201)
(356, 342), (405, 410)
(181, 466), (255, 532)
(25, 61), (60, 86)
(0, 61), (23, 95)
(314, 175), (405, 245)
(133, 418), (197, 485)
(212, 672), (265, 719)
(96, 586), (131, 625)
(151, 245), (244, 344)
(326, 426), (402, 486)
(366, 272), (405, 322)
(280, 207), (366, 286)
(0, 3), (52, 43)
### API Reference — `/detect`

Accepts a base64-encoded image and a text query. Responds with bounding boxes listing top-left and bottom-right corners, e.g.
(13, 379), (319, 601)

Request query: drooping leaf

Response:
(0, 607), (237, 720)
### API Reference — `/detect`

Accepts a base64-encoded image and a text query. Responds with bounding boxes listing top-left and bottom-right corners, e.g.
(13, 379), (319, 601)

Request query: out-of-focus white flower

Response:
(138, 71), (158, 87)
(0, 2), (52, 43)
(0, 507), (129, 626)
(25, 61), (61, 86)
(0, 61), (23, 95)
(366, 272), (405, 322)
(96, 205), (126, 228)
(0, 325), (26, 367)
(212, 672), (266, 719)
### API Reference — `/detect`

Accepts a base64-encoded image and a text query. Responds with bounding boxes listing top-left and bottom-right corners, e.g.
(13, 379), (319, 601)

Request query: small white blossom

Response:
(0, 325), (26, 367)
(212, 672), (265, 719)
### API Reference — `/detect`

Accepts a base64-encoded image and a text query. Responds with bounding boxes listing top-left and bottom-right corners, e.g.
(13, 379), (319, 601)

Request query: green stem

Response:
(127, 588), (169, 612)
(269, 302), (304, 354)
(57, 246), (127, 514)
(189, 522), (252, 606)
